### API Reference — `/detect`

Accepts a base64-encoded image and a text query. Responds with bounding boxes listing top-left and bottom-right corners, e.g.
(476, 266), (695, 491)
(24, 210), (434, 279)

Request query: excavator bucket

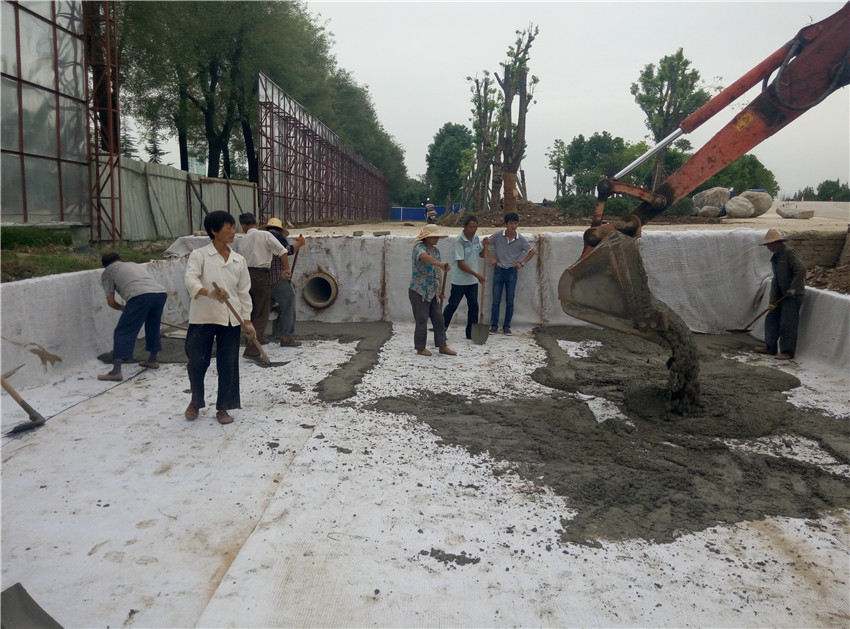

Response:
(558, 232), (701, 414)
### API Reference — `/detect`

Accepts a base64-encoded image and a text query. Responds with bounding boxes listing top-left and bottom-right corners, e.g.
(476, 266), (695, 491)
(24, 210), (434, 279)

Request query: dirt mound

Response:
(807, 264), (850, 295)
(369, 326), (850, 546)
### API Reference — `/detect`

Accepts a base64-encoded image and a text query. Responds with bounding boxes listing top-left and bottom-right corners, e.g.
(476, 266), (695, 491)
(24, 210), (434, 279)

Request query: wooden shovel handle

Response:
(212, 282), (269, 362)
(744, 294), (788, 329)
(1, 375), (46, 423)
(439, 265), (448, 302)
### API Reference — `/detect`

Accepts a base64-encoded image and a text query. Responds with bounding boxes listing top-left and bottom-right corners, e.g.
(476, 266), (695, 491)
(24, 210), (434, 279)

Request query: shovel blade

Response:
(471, 323), (490, 345)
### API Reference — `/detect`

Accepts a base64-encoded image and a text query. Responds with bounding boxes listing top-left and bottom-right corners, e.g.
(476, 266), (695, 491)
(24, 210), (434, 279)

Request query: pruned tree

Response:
(630, 48), (712, 190)
(462, 72), (501, 212)
(494, 24), (540, 212)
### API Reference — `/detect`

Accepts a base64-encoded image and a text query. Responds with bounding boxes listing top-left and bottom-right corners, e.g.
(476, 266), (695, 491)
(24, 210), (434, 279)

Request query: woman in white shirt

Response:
(184, 211), (256, 425)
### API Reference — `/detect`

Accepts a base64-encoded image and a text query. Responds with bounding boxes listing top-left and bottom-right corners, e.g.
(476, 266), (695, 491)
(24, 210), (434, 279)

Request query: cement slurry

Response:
(2, 323), (849, 626)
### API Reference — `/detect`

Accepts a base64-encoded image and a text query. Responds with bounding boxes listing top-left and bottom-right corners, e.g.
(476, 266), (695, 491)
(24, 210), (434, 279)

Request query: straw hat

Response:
(415, 224), (449, 241)
(265, 217), (284, 230)
(761, 228), (786, 245)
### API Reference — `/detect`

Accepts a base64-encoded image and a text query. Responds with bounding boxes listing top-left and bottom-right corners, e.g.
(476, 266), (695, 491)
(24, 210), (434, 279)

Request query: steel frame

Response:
(83, 0), (121, 241)
(257, 73), (388, 225)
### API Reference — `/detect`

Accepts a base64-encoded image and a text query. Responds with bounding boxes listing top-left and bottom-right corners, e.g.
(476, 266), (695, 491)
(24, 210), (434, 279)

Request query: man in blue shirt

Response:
(488, 212), (535, 335)
(443, 215), (489, 339)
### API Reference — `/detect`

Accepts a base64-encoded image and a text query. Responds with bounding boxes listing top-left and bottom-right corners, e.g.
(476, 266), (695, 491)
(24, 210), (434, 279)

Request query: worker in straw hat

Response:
(265, 217), (305, 347)
(409, 224), (457, 356)
(754, 228), (806, 360)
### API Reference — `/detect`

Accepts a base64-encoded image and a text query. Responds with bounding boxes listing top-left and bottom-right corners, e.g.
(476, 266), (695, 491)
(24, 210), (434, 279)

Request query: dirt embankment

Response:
(371, 326), (850, 546)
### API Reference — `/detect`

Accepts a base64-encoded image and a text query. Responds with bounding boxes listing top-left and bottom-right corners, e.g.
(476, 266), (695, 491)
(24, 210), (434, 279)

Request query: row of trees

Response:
(786, 180), (850, 202)
(120, 1), (410, 199)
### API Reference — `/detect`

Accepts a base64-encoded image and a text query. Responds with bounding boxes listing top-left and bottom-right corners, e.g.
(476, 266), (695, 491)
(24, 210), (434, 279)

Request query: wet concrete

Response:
(370, 326), (850, 546)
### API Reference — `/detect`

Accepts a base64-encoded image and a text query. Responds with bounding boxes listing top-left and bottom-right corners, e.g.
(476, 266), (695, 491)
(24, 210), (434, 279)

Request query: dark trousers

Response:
(248, 268), (271, 345)
(765, 295), (802, 356)
(271, 279), (296, 339)
(112, 292), (167, 361)
(409, 289), (446, 350)
(185, 323), (241, 411)
(490, 266), (518, 330)
(443, 283), (479, 339)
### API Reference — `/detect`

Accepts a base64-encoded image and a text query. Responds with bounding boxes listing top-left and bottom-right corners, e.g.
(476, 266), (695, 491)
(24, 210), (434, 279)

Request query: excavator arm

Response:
(560, 3), (850, 413)
(580, 2), (850, 256)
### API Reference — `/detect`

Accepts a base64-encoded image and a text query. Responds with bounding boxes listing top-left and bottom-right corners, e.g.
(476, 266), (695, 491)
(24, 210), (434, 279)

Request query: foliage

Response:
(815, 179), (850, 201)
(698, 154), (779, 197)
(546, 139), (569, 199)
(396, 177), (431, 207)
(787, 186), (816, 201)
(630, 48), (713, 189)
(556, 193), (596, 218)
(121, 1), (409, 198)
(425, 123), (474, 205)
(121, 129), (141, 161)
(144, 127), (168, 164)
(1, 226), (72, 249)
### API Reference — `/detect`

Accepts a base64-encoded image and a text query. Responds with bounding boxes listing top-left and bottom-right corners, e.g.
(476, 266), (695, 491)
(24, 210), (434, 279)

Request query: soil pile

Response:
(807, 264), (850, 295)
(371, 326), (850, 546)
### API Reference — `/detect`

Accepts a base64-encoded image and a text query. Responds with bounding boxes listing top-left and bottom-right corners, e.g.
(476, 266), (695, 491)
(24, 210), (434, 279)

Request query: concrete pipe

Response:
(302, 270), (339, 309)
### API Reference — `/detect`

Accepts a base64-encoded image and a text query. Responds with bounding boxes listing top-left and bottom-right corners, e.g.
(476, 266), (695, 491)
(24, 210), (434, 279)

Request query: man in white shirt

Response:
(238, 212), (287, 357)
(184, 211), (256, 425)
(443, 215), (488, 339)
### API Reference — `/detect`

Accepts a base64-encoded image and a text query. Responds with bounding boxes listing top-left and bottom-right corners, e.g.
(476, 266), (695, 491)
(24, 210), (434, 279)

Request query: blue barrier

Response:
(389, 204), (462, 221)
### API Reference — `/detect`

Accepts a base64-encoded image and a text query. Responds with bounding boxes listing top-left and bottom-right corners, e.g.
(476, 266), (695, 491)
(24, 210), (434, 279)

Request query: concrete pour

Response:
(3, 322), (848, 626)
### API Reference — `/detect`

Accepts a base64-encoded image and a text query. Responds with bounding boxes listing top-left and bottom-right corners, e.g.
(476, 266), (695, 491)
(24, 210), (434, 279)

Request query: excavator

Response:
(558, 3), (850, 414)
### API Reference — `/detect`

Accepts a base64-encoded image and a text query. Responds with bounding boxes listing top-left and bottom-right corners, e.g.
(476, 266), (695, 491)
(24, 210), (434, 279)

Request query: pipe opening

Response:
(303, 272), (339, 309)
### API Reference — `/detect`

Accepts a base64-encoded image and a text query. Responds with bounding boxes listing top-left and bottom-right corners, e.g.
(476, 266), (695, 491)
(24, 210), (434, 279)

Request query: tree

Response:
(144, 127), (167, 164)
(494, 25), (540, 212)
(630, 48), (712, 190)
(816, 179), (850, 201)
(546, 139), (569, 199)
(698, 154), (779, 196)
(463, 72), (501, 212)
(425, 123), (474, 208)
(396, 177), (430, 207)
(121, 128), (140, 161)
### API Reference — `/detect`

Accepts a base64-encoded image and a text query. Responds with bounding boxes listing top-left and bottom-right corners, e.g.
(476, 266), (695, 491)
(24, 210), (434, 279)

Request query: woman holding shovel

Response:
(184, 211), (256, 425)
(409, 224), (457, 357)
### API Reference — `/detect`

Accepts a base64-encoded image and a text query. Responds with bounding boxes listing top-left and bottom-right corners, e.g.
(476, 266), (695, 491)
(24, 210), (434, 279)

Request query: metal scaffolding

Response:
(257, 73), (388, 225)
(83, 0), (121, 241)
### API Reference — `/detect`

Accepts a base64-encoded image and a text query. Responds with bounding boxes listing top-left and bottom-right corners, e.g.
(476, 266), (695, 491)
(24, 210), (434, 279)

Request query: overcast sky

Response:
(305, 1), (849, 200)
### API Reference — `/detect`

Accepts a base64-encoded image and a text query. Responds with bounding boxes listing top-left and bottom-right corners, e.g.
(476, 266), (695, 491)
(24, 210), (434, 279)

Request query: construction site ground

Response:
(2, 322), (848, 627)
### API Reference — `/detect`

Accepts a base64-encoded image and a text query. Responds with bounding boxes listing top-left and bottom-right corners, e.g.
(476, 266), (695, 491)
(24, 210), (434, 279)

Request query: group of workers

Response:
(96, 209), (806, 425)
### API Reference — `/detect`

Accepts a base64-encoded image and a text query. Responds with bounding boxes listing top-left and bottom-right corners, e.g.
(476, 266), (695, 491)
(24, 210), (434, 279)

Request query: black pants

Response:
(185, 323), (241, 411)
(765, 295), (802, 356)
(409, 289), (446, 350)
(443, 283), (479, 339)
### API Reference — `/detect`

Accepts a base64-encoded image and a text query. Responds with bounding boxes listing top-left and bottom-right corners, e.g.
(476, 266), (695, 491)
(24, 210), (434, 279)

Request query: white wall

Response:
(2, 230), (848, 386)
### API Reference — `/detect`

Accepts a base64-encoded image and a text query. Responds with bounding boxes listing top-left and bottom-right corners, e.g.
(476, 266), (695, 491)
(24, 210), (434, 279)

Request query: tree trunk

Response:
(519, 169), (527, 200)
(176, 84), (189, 172)
(490, 164), (502, 213)
(222, 142), (231, 179)
(650, 151), (666, 191)
(242, 118), (258, 183)
(502, 170), (519, 212)
(207, 136), (221, 177)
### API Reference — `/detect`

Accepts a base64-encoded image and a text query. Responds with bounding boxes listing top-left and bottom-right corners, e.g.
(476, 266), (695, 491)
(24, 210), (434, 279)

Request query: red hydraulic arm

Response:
(581, 2), (850, 258)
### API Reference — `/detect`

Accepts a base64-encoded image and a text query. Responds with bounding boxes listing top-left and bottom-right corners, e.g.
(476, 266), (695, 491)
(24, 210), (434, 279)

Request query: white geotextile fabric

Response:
(640, 229), (771, 334)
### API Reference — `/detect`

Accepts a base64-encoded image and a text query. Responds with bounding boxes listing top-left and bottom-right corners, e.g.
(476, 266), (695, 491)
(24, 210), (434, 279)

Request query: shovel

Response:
(2, 373), (47, 433)
(212, 283), (287, 368)
(727, 294), (787, 333)
(470, 279), (490, 345)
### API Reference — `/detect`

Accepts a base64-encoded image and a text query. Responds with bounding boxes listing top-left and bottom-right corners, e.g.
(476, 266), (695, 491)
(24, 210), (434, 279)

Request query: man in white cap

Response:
(755, 228), (806, 360)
